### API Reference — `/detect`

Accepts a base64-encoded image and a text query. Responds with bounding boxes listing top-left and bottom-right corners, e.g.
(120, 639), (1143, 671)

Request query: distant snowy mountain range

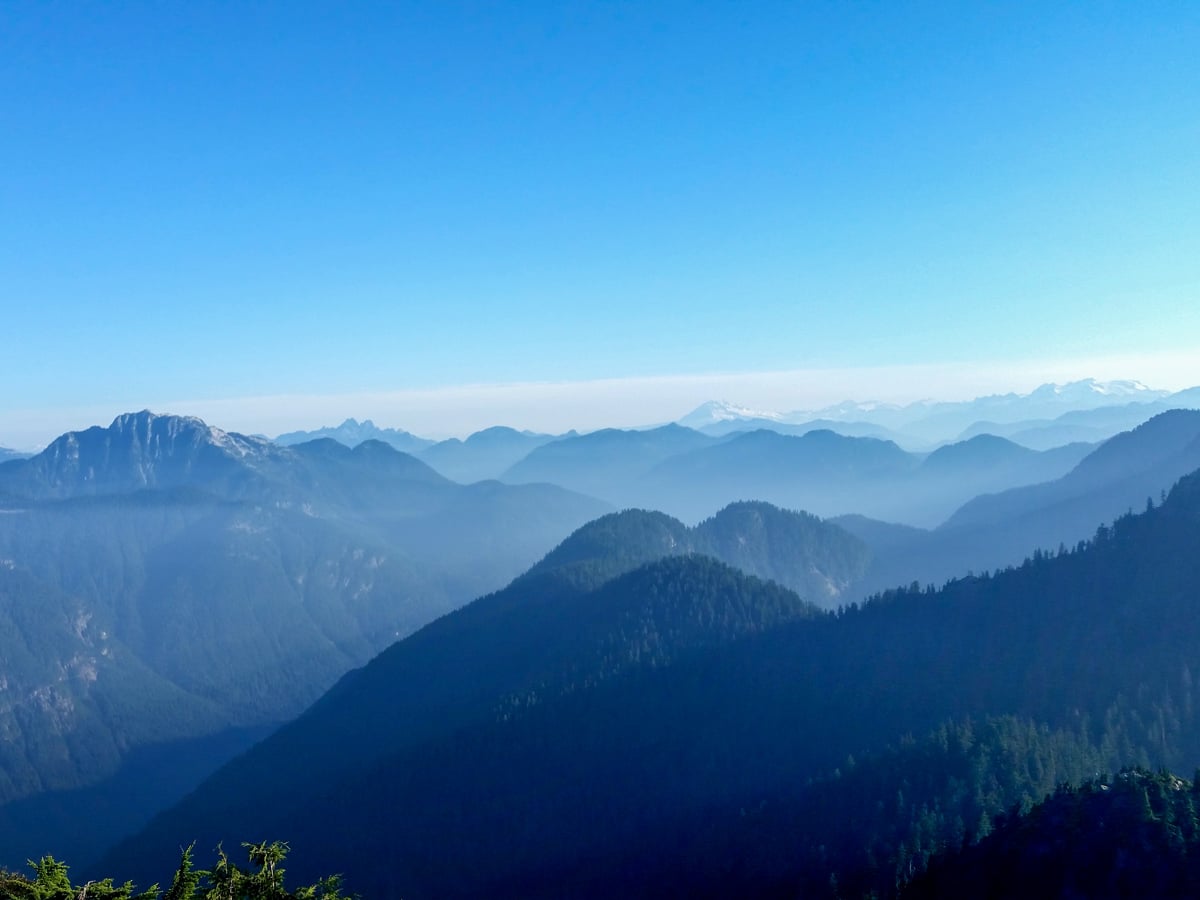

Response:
(677, 380), (1200, 448)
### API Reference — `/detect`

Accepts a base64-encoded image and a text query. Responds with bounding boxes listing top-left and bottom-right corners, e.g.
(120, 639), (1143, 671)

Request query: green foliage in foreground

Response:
(0, 842), (349, 900)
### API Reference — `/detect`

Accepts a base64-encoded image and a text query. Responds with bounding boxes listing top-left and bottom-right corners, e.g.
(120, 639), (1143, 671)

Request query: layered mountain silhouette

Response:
(101, 469), (1200, 896)
(554, 427), (1092, 526)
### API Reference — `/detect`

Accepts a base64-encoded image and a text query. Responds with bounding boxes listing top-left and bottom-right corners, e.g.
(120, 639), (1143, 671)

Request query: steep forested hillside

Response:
(103, 469), (1200, 897)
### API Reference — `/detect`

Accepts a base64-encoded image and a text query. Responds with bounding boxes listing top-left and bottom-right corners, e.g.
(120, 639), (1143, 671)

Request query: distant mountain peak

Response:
(677, 400), (783, 428)
(0, 411), (280, 500)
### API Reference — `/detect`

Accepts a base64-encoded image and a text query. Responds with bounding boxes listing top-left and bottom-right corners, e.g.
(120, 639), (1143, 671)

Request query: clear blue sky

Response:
(2, 1), (1198, 444)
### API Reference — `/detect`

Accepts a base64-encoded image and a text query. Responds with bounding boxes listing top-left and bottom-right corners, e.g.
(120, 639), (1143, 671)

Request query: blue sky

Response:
(2, 1), (1198, 444)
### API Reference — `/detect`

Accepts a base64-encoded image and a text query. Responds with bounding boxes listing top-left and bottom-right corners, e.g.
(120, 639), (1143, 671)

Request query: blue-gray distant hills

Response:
(956, 388), (1200, 450)
(843, 408), (1200, 592)
(417, 426), (563, 483)
(268, 381), (1200, 491)
(501, 424), (718, 501)
(499, 425), (1094, 527)
(275, 422), (564, 483)
(0, 410), (608, 868)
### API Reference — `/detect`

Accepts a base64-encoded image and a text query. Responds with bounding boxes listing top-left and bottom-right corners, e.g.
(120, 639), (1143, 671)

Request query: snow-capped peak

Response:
(678, 400), (783, 428)
(1026, 379), (1165, 403)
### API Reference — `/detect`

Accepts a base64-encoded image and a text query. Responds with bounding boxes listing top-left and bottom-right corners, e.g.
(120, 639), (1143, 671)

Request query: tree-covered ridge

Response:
(0, 843), (347, 900)
(522, 500), (871, 605)
(907, 768), (1200, 899)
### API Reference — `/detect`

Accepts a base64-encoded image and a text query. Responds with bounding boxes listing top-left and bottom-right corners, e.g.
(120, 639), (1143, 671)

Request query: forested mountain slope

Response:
(105, 468), (1200, 897)
(907, 769), (1200, 899)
